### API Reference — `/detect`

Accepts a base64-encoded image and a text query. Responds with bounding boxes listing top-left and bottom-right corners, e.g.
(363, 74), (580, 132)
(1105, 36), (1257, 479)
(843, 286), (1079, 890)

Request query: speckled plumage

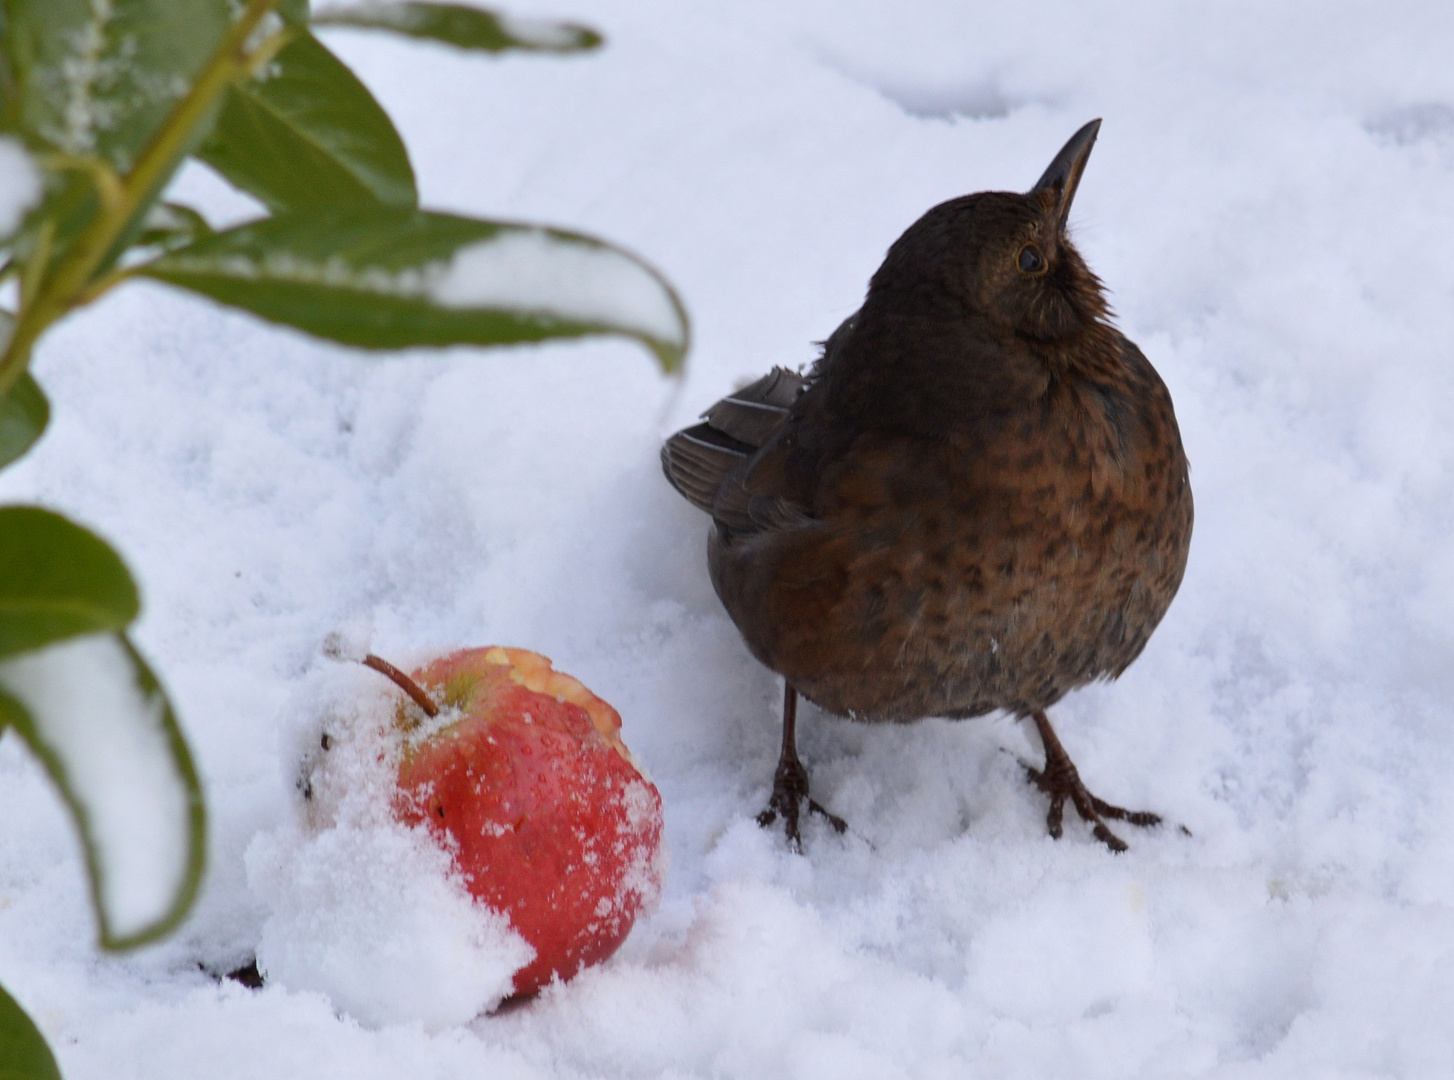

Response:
(663, 121), (1192, 849)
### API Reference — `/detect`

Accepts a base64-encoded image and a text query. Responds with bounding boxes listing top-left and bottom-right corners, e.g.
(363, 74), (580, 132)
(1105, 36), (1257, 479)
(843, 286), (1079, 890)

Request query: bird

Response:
(661, 120), (1192, 851)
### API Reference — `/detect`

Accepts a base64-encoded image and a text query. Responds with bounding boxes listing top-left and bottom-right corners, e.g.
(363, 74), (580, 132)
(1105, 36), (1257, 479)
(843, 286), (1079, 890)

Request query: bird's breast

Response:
(718, 364), (1191, 721)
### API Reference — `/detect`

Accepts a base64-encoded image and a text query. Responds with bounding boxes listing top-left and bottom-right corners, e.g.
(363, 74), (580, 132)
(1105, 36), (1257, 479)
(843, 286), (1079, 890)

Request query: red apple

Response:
(373, 647), (665, 998)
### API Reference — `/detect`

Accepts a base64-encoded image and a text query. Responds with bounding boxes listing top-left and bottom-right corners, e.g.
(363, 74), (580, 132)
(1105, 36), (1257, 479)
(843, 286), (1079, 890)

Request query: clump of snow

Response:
(155, 250), (420, 292)
(243, 12), (286, 58)
(247, 819), (532, 1031)
(320, 615), (374, 664)
(0, 633), (190, 942)
(0, 137), (42, 240)
(495, 13), (590, 50)
(314, 1), (430, 32)
(56, 0), (117, 157)
(429, 230), (686, 349)
(246, 667), (532, 1030)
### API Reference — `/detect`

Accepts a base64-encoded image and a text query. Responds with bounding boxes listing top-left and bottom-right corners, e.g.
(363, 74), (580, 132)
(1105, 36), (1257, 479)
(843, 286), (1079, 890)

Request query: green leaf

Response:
(0, 982), (62, 1080)
(313, 2), (602, 52)
(0, 506), (139, 660)
(195, 30), (416, 213)
(134, 201), (213, 253)
(0, 0), (236, 286)
(0, 633), (206, 950)
(0, 0), (233, 174)
(0, 370), (49, 469)
(141, 207), (690, 371)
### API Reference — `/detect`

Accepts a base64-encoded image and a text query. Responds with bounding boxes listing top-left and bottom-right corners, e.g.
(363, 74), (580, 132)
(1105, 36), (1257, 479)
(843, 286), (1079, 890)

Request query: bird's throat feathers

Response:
(822, 292), (1124, 442)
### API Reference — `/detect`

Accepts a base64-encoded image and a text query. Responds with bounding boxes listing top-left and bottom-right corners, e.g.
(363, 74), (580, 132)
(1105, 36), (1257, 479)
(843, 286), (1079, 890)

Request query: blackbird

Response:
(661, 121), (1192, 851)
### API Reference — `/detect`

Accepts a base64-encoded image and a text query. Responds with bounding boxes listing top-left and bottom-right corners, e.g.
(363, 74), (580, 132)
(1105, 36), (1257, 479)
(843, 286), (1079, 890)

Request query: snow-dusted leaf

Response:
(196, 30), (417, 213)
(0, 982), (62, 1080)
(141, 208), (690, 371)
(1, 0), (233, 175)
(0, 634), (206, 950)
(313, 2), (602, 53)
(0, 372), (50, 470)
(0, 506), (139, 660)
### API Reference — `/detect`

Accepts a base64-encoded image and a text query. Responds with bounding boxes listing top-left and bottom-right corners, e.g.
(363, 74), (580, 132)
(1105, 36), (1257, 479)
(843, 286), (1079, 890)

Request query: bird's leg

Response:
(1021, 710), (1160, 853)
(756, 683), (847, 849)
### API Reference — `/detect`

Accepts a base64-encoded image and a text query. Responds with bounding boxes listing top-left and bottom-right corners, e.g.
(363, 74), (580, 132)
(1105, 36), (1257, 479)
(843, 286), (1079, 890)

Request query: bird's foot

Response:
(1022, 753), (1160, 854)
(756, 756), (847, 851)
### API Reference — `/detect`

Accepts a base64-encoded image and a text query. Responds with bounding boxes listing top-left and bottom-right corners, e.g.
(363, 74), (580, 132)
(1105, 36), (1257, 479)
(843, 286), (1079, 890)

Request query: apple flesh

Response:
(389, 647), (664, 998)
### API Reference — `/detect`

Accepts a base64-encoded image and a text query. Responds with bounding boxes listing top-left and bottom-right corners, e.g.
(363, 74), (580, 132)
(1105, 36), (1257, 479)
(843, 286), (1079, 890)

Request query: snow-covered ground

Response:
(5, 1), (1454, 1075)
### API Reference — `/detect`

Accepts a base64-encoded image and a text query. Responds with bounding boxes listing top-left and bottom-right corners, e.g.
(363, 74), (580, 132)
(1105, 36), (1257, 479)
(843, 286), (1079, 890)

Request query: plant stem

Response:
(73, 266), (138, 308)
(0, 0), (286, 398)
(18, 220), (54, 311)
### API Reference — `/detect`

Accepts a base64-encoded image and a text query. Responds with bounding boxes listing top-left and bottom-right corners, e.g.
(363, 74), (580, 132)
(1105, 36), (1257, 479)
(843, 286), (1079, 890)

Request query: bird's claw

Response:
(757, 756), (846, 850)
(1022, 757), (1160, 854)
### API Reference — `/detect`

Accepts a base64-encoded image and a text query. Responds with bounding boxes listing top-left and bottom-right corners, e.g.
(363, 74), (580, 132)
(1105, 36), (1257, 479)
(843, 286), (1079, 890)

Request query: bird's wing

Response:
(661, 367), (809, 533)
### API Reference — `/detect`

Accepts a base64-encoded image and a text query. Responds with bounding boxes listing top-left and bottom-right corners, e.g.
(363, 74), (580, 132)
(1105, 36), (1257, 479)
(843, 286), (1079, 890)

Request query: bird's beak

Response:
(1029, 119), (1101, 231)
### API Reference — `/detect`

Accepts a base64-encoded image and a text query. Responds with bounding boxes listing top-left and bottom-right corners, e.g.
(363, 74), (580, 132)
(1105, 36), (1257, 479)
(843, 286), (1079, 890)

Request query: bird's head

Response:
(868, 120), (1112, 346)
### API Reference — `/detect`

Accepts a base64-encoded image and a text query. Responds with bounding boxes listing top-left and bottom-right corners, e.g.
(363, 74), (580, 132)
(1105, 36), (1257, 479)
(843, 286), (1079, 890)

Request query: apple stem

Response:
(362, 653), (440, 718)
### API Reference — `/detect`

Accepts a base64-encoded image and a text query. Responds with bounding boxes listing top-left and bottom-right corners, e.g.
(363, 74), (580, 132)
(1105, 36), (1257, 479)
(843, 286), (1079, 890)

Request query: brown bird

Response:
(662, 121), (1192, 851)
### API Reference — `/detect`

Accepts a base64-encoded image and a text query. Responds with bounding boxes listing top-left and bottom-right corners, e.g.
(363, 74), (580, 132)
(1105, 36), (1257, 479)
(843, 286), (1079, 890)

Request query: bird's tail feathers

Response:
(661, 367), (804, 514)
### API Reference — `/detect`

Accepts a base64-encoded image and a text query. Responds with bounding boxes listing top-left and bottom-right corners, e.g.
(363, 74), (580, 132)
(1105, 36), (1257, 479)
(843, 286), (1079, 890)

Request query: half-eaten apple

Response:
(368, 647), (665, 997)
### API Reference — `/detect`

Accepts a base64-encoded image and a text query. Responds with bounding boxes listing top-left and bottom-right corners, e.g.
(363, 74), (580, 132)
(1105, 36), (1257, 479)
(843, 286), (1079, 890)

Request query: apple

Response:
(366, 647), (665, 998)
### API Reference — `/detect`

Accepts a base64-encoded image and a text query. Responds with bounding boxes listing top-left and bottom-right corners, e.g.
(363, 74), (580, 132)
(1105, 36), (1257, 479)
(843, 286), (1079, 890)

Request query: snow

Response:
(1, 0), (1453, 1076)
(0, 138), (41, 240)
(0, 634), (189, 942)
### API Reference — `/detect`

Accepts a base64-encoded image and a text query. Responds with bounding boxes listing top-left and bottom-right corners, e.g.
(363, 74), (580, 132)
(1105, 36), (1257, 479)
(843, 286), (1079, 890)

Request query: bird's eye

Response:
(1016, 244), (1046, 275)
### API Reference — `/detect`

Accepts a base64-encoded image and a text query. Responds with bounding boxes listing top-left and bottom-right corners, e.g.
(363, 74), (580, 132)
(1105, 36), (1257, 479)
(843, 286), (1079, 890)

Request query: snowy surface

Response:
(2, 0), (1454, 1076)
